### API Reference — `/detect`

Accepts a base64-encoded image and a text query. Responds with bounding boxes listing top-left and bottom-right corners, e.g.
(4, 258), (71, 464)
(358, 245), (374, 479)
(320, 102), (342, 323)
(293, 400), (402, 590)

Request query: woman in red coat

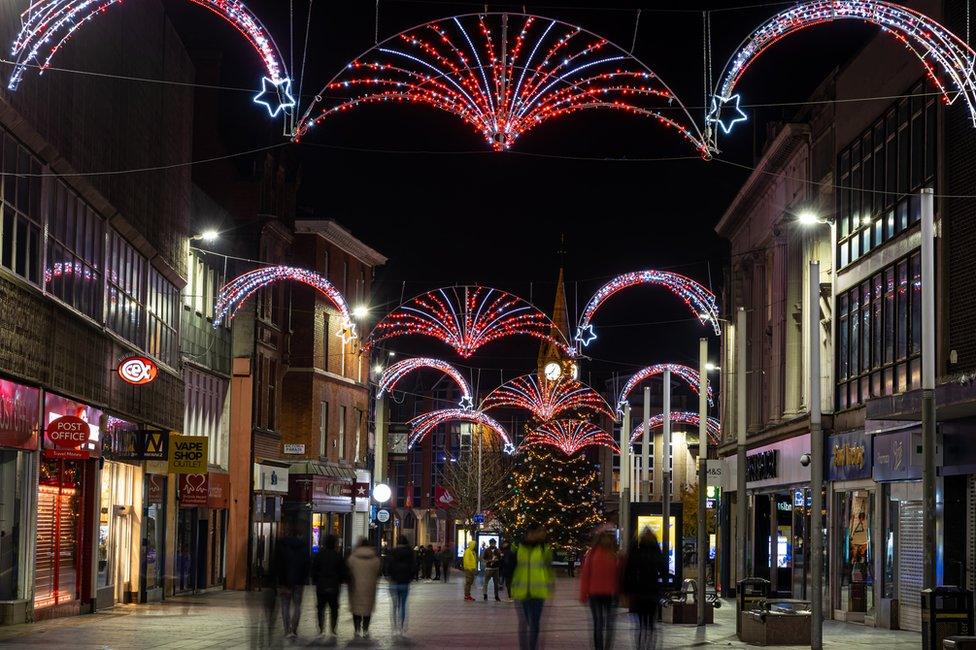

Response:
(579, 531), (620, 650)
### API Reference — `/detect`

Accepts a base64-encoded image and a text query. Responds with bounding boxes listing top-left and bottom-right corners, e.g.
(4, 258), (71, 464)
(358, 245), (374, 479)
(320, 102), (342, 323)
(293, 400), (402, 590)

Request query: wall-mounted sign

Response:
(873, 429), (922, 482)
(283, 443), (306, 455)
(104, 429), (169, 461)
(376, 508), (391, 523)
(254, 463), (289, 493)
(827, 431), (872, 481)
(706, 459), (724, 487)
(117, 355), (159, 385)
(745, 449), (778, 482)
(208, 472), (230, 509)
(179, 473), (209, 507)
(148, 474), (165, 504)
(168, 435), (208, 474)
(44, 415), (91, 459)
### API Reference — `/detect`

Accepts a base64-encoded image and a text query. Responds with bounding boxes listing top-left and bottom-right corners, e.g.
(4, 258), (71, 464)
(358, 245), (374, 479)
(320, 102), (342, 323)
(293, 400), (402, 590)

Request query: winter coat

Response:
(347, 546), (381, 616)
(311, 548), (347, 593)
(579, 546), (620, 601)
(482, 545), (501, 569)
(500, 546), (516, 581)
(388, 544), (415, 585)
(273, 535), (310, 588)
(462, 541), (478, 572)
(622, 538), (664, 614)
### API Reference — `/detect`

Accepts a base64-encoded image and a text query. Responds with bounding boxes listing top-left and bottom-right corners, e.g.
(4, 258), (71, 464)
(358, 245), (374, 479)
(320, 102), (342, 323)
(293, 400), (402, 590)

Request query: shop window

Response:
(837, 489), (874, 616)
(35, 459), (83, 608)
(45, 179), (104, 320)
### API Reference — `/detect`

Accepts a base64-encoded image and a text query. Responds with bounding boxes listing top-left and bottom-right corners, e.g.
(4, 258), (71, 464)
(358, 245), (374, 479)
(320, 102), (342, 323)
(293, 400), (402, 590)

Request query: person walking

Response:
(424, 544), (435, 580)
(388, 535), (415, 638)
(482, 538), (502, 601)
(432, 546), (442, 581)
(579, 531), (620, 650)
(622, 528), (664, 650)
(462, 539), (478, 602)
(566, 548), (577, 578)
(273, 523), (310, 639)
(347, 537), (382, 639)
(414, 545), (424, 581)
(311, 534), (347, 637)
(500, 540), (516, 600)
(439, 545), (452, 583)
(510, 523), (554, 650)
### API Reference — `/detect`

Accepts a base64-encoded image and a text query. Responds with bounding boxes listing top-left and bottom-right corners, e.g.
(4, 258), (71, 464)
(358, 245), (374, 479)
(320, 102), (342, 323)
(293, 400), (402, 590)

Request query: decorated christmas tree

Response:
(498, 443), (605, 554)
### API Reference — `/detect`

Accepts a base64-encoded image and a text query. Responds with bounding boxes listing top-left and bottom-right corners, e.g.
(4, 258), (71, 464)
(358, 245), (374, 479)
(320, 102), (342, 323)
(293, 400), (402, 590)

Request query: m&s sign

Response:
(168, 435), (208, 474)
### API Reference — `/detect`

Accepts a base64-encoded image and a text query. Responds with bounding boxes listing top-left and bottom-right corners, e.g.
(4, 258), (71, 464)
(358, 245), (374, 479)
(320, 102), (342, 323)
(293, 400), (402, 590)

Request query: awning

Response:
(288, 460), (357, 480)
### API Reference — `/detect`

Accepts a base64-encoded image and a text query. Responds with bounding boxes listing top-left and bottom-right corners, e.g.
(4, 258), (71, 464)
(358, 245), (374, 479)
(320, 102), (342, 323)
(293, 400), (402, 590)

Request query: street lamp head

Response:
(352, 305), (369, 319)
(373, 363), (384, 375)
(705, 362), (721, 372)
(193, 228), (220, 243)
(796, 211), (822, 226)
(373, 482), (392, 503)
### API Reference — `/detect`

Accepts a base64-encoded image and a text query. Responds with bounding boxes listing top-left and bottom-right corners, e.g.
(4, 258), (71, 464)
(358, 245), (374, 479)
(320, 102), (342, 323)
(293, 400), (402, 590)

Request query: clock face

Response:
(544, 362), (562, 381)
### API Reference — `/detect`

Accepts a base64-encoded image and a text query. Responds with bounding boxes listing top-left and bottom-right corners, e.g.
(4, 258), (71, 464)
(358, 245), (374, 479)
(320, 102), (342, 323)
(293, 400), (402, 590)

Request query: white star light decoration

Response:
(575, 324), (597, 348)
(503, 442), (517, 455)
(458, 395), (475, 410)
(706, 94), (748, 135)
(253, 77), (296, 118)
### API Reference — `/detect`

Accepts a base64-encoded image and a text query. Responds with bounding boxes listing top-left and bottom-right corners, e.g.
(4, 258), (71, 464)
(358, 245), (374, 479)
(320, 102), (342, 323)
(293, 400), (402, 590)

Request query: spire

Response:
(538, 265), (572, 370)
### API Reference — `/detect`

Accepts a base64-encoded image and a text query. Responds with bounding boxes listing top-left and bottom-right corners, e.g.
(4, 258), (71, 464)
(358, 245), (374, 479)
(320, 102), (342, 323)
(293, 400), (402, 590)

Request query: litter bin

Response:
(736, 578), (770, 639)
(922, 586), (973, 650)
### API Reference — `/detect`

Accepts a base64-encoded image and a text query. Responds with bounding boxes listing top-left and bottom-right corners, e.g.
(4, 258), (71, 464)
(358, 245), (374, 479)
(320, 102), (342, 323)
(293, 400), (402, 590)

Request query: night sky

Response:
(166, 0), (877, 387)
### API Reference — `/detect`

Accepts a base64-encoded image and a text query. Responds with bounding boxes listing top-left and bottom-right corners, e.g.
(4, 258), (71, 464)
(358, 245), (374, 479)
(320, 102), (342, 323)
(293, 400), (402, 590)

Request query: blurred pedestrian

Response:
(622, 528), (664, 650)
(579, 531), (620, 650)
(433, 546), (442, 581)
(388, 535), (415, 638)
(462, 539), (478, 602)
(439, 545), (453, 583)
(347, 537), (382, 639)
(511, 523), (554, 650)
(482, 538), (502, 601)
(311, 534), (346, 637)
(566, 548), (577, 578)
(414, 545), (424, 580)
(500, 540), (516, 600)
(273, 522), (310, 639)
(424, 544), (435, 580)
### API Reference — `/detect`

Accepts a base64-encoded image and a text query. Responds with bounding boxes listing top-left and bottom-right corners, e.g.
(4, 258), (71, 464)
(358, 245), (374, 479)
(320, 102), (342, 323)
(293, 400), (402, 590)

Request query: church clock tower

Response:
(538, 267), (578, 383)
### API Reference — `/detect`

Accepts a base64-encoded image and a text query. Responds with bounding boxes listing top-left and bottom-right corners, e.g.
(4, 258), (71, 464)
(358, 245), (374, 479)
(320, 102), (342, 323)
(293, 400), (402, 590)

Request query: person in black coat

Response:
(499, 540), (516, 600)
(311, 535), (347, 636)
(273, 524), (310, 639)
(388, 536), (415, 637)
(621, 528), (664, 650)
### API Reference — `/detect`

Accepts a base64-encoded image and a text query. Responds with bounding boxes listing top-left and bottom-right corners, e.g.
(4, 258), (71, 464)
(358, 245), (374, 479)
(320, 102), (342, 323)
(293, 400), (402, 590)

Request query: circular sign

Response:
(117, 356), (158, 385)
(46, 415), (90, 448)
(372, 482), (392, 503)
(376, 508), (391, 523)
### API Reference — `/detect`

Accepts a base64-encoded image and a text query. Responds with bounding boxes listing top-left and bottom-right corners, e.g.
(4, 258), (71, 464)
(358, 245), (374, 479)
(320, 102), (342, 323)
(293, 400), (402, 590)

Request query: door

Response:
(897, 501), (923, 631)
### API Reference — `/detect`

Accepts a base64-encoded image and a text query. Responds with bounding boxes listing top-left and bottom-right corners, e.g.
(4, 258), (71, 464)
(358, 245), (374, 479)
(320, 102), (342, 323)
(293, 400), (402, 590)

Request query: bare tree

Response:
(439, 429), (513, 530)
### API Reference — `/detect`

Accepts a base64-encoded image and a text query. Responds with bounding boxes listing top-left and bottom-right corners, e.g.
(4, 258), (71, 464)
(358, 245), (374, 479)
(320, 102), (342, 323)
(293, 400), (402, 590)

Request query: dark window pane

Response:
(873, 273), (883, 370)
(884, 268), (895, 364)
(911, 253), (922, 356)
(897, 260), (909, 360)
(862, 282), (871, 373)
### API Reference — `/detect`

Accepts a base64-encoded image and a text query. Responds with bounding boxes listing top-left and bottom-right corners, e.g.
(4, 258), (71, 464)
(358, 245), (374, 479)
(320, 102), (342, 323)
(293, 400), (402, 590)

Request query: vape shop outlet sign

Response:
(168, 435), (209, 474)
(45, 415), (91, 459)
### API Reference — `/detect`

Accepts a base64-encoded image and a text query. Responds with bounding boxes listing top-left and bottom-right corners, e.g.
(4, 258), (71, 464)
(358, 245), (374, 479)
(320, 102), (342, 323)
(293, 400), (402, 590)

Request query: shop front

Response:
(0, 377), (40, 625)
(871, 425), (923, 631)
(826, 430), (875, 625)
(288, 464), (355, 556)
(252, 462), (288, 587)
(175, 471), (229, 593)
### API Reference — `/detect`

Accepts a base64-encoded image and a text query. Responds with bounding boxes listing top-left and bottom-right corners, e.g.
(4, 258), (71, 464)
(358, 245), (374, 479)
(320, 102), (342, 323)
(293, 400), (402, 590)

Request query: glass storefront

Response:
(97, 461), (140, 603)
(142, 474), (166, 598)
(836, 489), (875, 617)
(35, 458), (84, 608)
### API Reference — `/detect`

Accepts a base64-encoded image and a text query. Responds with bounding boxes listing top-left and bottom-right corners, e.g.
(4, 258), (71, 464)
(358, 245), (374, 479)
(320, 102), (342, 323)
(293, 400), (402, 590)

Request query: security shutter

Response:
(968, 476), (976, 591)
(898, 501), (924, 632)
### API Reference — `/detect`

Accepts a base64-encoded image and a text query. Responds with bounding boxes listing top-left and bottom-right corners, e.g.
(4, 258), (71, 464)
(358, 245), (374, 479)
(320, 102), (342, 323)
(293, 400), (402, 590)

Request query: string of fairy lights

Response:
(629, 411), (722, 446)
(521, 419), (621, 456)
(480, 373), (615, 421)
(616, 363), (714, 413)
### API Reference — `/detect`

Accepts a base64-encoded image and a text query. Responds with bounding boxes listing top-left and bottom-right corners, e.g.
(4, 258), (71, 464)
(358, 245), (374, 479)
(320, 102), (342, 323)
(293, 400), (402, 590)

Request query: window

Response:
(837, 251), (923, 409)
(183, 367), (228, 467)
(105, 230), (146, 346)
(147, 267), (179, 367)
(338, 405), (346, 459)
(319, 402), (329, 457)
(354, 408), (363, 462)
(836, 85), (936, 269)
(45, 179), (104, 320)
(321, 312), (330, 371)
(0, 130), (42, 284)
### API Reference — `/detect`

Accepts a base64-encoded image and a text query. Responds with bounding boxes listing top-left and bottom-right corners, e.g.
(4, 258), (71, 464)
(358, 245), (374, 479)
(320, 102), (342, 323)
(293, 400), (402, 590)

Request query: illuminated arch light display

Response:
(213, 266), (355, 341)
(480, 373), (614, 421)
(629, 411), (721, 446)
(408, 408), (515, 454)
(709, 0), (976, 137)
(617, 363), (714, 413)
(576, 270), (720, 347)
(377, 357), (474, 409)
(364, 285), (573, 358)
(9, 0), (294, 118)
(295, 12), (707, 156)
(520, 419), (619, 456)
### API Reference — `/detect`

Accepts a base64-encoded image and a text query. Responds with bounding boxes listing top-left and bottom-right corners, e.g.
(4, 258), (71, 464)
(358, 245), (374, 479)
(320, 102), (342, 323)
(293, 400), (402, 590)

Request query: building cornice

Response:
(295, 220), (388, 267)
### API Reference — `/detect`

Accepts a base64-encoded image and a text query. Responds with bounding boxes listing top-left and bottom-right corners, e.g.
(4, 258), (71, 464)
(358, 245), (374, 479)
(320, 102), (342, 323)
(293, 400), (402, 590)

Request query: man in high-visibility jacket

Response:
(510, 523), (554, 650)
(462, 540), (478, 602)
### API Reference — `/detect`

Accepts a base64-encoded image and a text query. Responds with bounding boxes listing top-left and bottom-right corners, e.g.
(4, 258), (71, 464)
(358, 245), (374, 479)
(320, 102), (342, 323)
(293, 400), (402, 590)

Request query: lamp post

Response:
(620, 404), (631, 546)
(662, 369), (672, 585)
(373, 482), (392, 554)
(921, 187), (936, 592)
(697, 338), (709, 625)
(735, 307), (747, 593)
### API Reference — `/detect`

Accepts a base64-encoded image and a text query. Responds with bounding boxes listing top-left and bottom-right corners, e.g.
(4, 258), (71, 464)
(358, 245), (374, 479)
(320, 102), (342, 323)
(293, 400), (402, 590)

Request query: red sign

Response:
(117, 356), (158, 386)
(179, 473), (209, 507)
(434, 485), (455, 509)
(0, 379), (39, 451)
(44, 415), (91, 459)
(207, 473), (230, 509)
(353, 482), (369, 499)
(148, 474), (165, 505)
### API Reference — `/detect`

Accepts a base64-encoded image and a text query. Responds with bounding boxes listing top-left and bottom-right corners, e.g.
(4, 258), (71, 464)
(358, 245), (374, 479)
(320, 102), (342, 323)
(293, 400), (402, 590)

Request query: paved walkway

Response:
(0, 577), (922, 649)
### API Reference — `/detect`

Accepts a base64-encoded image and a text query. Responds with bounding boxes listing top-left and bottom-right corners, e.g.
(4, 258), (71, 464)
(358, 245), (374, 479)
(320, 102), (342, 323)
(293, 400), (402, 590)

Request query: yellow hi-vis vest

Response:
(510, 543), (553, 600)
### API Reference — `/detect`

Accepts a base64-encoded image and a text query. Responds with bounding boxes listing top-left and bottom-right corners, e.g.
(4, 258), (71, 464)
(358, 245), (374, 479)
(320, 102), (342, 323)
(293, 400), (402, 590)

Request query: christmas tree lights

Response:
(295, 12), (707, 155)
(710, 0), (976, 136)
(576, 270), (720, 347)
(497, 443), (605, 554)
(481, 373), (614, 421)
(9, 0), (292, 118)
(629, 411), (721, 445)
(213, 266), (355, 341)
(408, 408), (514, 453)
(364, 285), (572, 358)
(377, 357), (474, 409)
(521, 419), (620, 456)
(617, 363), (714, 412)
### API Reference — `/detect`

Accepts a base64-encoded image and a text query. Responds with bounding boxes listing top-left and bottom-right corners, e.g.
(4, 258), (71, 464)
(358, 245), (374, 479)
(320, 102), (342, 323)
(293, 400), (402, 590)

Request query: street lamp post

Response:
(642, 387), (651, 502)
(663, 369), (672, 585)
(697, 337), (708, 625)
(373, 482), (392, 554)
(921, 187), (937, 592)
(809, 260), (824, 650)
(620, 404), (631, 546)
(735, 307), (748, 592)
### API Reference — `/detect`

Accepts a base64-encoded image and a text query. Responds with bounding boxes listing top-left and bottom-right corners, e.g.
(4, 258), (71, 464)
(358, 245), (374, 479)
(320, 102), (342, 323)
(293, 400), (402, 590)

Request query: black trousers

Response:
(588, 596), (615, 650)
(315, 589), (338, 634)
(353, 614), (372, 634)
